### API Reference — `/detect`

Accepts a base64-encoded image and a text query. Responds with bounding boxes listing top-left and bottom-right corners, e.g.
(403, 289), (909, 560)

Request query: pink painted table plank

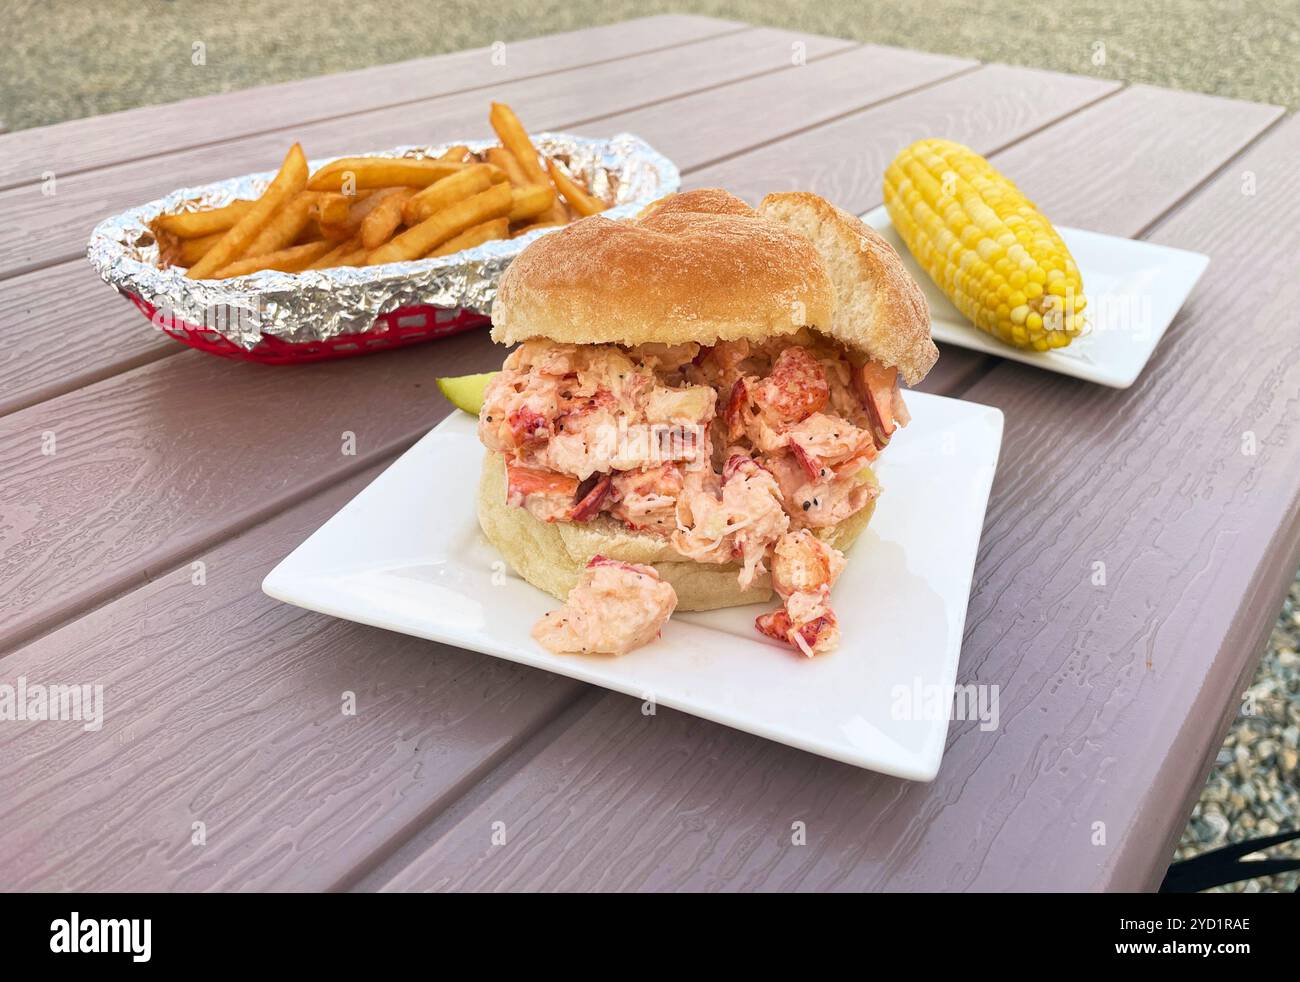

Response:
(684, 63), (1119, 215)
(576, 43), (978, 173)
(0, 15), (743, 192)
(0, 463), (585, 891)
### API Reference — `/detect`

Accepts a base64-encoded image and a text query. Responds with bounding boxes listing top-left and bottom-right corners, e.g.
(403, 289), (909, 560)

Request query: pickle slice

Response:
(435, 371), (498, 415)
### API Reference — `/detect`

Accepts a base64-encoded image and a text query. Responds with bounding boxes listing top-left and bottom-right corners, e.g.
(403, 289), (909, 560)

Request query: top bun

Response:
(638, 187), (760, 220)
(492, 189), (834, 349)
(757, 192), (937, 384)
(492, 187), (936, 384)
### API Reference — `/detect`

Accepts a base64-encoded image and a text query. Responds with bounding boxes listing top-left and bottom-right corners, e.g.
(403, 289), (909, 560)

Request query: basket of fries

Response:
(87, 103), (679, 364)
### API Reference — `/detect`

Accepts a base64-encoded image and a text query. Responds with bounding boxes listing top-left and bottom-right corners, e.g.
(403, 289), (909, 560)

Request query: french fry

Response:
(294, 220), (327, 245)
(319, 224), (353, 242)
(155, 199), (256, 238)
(162, 97), (606, 278)
(489, 102), (547, 185)
(546, 158), (606, 217)
(540, 198), (569, 224)
(510, 220), (565, 238)
(155, 232), (182, 267)
(307, 157), (467, 191)
(334, 247), (370, 267)
(485, 147), (530, 188)
(212, 239), (335, 279)
(244, 191), (317, 258)
(428, 218), (510, 257)
(367, 182), (513, 265)
(167, 212), (312, 267)
(313, 192), (353, 228)
(188, 143), (309, 278)
(402, 164), (502, 225)
(319, 191), (382, 239)
(306, 235), (362, 270)
(329, 186), (402, 235)
(347, 190), (390, 221)
(508, 184), (556, 224)
(176, 230), (224, 266)
(360, 188), (415, 249)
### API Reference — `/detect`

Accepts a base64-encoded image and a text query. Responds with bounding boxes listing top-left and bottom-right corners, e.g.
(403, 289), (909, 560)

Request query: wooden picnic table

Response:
(1, 14), (1297, 892)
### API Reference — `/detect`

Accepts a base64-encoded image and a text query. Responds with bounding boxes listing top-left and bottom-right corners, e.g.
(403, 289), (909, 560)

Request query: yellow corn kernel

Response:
(884, 138), (1086, 349)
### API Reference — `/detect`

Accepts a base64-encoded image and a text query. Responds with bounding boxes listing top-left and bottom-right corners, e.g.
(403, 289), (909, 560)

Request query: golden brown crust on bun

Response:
(757, 191), (937, 385)
(477, 452), (876, 610)
(491, 194), (836, 349)
(492, 187), (936, 385)
(639, 187), (757, 220)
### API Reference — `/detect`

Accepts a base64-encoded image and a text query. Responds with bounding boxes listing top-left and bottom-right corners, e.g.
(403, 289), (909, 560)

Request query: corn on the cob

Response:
(884, 138), (1086, 350)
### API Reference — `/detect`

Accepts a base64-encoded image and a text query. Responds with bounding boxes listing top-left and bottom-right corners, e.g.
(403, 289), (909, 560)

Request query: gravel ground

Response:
(2, 0), (1298, 130)
(1174, 579), (1300, 892)
(4, 0), (1297, 892)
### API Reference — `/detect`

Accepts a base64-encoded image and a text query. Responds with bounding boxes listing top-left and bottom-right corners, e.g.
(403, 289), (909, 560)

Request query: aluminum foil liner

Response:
(87, 134), (679, 350)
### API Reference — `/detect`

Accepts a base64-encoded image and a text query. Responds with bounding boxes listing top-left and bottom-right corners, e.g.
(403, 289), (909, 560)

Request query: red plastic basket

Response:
(126, 293), (490, 364)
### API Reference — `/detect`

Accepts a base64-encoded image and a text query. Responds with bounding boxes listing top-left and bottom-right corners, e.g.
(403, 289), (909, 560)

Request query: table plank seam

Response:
(1132, 110), (1290, 241)
(0, 21), (753, 195)
(0, 295), (184, 418)
(0, 435), (412, 661)
(679, 61), (985, 177)
(929, 354), (1000, 399)
(555, 39), (866, 134)
(971, 72), (1129, 161)
(336, 686), (608, 892)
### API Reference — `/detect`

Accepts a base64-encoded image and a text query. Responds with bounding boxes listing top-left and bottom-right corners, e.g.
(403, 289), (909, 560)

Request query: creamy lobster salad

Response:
(478, 332), (911, 657)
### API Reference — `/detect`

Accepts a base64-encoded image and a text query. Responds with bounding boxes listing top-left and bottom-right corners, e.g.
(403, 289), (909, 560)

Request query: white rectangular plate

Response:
(264, 392), (1003, 780)
(862, 205), (1209, 388)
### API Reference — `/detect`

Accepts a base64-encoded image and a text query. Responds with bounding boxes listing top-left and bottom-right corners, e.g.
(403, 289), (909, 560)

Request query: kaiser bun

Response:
(492, 187), (936, 381)
(491, 189), (835, 349)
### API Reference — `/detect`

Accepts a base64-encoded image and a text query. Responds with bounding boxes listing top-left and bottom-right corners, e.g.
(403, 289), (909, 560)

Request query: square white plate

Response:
(861, 205), (1209, 388)
(264, 391), (1003, 780)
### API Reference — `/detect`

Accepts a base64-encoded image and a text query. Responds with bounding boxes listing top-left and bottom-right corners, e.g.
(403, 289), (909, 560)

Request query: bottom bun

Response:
(477, 452), (877, 610)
